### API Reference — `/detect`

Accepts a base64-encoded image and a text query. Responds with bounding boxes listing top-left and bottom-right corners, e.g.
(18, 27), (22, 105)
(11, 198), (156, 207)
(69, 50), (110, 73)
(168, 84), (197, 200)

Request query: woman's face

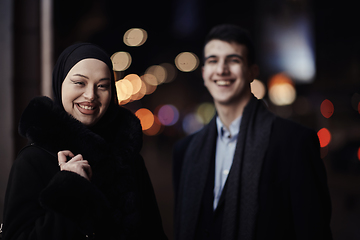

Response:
(61, 58), (112, 126)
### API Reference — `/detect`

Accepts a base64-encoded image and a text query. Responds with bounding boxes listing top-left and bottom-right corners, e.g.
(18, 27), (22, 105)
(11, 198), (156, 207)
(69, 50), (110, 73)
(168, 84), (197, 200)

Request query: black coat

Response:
(3, 97), (167, 240)
(173, 97), (332, 240)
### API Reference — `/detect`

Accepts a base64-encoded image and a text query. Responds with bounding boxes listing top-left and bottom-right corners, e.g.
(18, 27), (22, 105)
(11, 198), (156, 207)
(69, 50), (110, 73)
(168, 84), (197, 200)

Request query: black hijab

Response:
(52, 43), (118, 110)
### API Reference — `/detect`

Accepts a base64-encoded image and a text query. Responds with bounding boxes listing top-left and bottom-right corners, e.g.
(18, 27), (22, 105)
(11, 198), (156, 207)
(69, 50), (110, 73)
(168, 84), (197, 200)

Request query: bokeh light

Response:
(123, 28), (147, 47)
(116, 79), (133, 103)
(161, 63), (177, 83)
(196, 102), (216, 124)
(358, 147), (360, 161)
(175, 52), (199, 72)
(111, 51), (132, 71)
(135, 108), (154, 130)
(320, 99), (334, 118)
(317, 128), (331, 148)
(144, 115), (162, 136)
(182, 113), (204, 135)
(157, 104), (179, 126)
(146, 65), (167, 85)
(251, 79), (266, 99)
(141, 75), (157, 95)
(268, 73), (296, 106)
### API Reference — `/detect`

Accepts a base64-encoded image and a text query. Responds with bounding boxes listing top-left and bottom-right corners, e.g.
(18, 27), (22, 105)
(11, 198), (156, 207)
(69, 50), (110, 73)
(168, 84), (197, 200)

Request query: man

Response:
(173, 24), (332, 240)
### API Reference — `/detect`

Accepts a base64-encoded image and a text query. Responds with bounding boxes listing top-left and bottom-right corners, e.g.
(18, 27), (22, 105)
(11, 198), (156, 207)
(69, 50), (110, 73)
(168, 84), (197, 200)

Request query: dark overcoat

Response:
(173, 96), (332, 240)
(3, 97), (167, 240)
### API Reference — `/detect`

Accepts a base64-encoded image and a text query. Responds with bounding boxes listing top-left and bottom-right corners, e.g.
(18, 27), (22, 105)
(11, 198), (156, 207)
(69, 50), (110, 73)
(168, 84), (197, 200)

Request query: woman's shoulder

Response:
(14, 144), (57, 171)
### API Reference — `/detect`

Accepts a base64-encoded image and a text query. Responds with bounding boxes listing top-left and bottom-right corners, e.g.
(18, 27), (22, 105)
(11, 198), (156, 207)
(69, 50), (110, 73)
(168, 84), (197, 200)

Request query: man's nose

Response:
(216, 60), (229, 75)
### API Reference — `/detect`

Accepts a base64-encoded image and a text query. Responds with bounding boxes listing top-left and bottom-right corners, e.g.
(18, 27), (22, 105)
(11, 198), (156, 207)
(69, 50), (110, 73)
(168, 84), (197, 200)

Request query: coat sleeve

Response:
(290, 130), (333, 240)
(2, 146), (111, 240)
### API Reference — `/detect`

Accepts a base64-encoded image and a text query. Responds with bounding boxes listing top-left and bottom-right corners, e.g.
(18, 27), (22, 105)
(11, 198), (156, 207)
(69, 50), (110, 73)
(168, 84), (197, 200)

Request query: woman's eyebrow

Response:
(72, 74), (89, 79)
(72, 74), (110, 81)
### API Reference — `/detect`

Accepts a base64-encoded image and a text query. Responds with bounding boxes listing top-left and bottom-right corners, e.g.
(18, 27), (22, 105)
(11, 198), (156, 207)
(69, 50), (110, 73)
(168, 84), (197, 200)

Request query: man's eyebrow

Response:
(204, 55), (218, 61)
(204, 54), (244, 61)
(226, 54), (244, 60)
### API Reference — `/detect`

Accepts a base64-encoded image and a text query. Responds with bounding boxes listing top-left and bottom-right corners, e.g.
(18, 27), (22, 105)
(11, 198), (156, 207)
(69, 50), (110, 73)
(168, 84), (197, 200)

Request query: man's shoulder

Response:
(271, 116), (318, 144)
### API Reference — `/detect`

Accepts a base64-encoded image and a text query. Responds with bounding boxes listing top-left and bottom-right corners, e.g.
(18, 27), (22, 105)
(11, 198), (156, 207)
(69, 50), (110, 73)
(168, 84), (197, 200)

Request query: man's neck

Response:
(215, 94), (252, 130)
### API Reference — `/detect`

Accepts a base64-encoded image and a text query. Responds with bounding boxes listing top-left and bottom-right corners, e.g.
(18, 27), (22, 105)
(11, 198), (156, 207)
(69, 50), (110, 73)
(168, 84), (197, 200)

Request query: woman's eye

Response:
(71, 80), (85, 86)
(98, 84), (110, 89)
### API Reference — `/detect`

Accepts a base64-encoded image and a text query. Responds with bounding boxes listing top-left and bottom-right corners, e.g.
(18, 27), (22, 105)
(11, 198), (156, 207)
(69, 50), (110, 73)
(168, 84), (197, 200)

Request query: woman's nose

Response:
(83, 85), (96, 101)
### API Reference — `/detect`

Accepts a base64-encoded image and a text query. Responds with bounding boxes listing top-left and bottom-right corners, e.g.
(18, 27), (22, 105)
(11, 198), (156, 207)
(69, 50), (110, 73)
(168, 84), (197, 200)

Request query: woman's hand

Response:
(58, 150), (92, 181)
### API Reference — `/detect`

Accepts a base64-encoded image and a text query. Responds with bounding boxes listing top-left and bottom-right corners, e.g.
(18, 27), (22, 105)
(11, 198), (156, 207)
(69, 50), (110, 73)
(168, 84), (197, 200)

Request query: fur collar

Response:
(19, 96), (142, 164)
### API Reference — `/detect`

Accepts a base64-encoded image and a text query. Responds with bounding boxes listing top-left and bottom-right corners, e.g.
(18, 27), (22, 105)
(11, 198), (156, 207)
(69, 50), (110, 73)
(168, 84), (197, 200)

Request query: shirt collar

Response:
(216, 115), (242, 139)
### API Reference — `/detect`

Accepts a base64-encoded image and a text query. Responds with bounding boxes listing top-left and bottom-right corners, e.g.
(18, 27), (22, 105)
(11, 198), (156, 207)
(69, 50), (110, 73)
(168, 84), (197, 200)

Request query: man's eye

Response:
(207, 59), (217, 64)
(229, 58), (241, 63)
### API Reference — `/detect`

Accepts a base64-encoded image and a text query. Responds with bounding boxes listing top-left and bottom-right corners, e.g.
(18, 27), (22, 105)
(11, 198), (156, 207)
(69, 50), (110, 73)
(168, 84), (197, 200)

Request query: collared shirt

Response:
(213, 116), (242, 210)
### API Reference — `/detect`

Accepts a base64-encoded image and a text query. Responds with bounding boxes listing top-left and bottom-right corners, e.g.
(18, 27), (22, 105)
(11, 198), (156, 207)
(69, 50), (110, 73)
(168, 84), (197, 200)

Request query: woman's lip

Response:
(75, 103), (98, 115)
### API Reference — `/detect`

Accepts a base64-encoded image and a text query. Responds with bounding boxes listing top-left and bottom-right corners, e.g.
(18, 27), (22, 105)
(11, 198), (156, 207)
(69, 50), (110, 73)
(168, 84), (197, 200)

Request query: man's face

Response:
(202, 39), (258, 106)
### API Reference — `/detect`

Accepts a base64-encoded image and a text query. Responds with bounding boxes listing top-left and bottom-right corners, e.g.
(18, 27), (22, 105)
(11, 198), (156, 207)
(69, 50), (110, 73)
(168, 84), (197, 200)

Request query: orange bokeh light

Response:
(144, 115), (163, 136)
(135, 108), (154, 130)
(320, 99), (334, 118)
(317, 128), (331, 148)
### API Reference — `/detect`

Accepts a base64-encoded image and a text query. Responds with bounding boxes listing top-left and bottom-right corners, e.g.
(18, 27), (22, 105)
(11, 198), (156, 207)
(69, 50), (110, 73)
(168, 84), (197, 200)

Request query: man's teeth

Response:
(216, 80), (231, 86)
(79, 104), (95, 110)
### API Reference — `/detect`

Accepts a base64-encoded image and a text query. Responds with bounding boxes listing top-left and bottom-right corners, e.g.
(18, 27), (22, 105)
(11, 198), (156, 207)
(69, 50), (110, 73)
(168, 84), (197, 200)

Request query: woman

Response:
(2, 43), (167, 239)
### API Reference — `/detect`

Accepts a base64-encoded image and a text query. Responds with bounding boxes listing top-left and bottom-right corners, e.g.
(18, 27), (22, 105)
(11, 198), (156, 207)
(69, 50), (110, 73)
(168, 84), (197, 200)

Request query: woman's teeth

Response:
(78, 104), (95, 110)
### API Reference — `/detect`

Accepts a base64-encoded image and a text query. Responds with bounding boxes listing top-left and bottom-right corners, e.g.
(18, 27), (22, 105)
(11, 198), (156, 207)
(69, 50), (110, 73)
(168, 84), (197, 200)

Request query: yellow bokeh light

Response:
(160, 63), (177, 83)
(145, 65), (167, 85)
(124, 74), (142, 95)
(111, 51), (132, 71)
(175, 52), (199, 72)
(251, 79), (266, 99)
(142, 73), (158, 87)
(123, 28), (147, 47)
(116, 79), (133, 103)
(196, 102), (216, 124)
(268, 73), (296, 106)
(130, 80), (146, 101)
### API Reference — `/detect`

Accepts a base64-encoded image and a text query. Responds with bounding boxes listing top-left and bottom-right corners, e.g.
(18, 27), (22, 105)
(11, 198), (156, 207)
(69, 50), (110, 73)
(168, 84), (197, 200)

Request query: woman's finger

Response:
(66, 154), (83, 163)
(58, 150), (74, 166)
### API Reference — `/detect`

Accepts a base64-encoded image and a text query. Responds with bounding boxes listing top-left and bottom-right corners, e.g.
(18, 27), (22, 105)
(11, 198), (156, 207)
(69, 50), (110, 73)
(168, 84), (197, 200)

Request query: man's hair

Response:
(204, 24), (256, 65)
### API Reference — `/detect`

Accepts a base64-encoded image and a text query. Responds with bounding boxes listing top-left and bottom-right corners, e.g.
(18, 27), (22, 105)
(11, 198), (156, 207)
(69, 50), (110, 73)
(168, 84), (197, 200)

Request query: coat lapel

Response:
(176, 116), (218, 240)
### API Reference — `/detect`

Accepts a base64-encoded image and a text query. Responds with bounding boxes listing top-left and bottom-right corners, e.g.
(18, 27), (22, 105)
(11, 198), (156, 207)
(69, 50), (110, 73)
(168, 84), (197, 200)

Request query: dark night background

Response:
(1, 0), (360, 239)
